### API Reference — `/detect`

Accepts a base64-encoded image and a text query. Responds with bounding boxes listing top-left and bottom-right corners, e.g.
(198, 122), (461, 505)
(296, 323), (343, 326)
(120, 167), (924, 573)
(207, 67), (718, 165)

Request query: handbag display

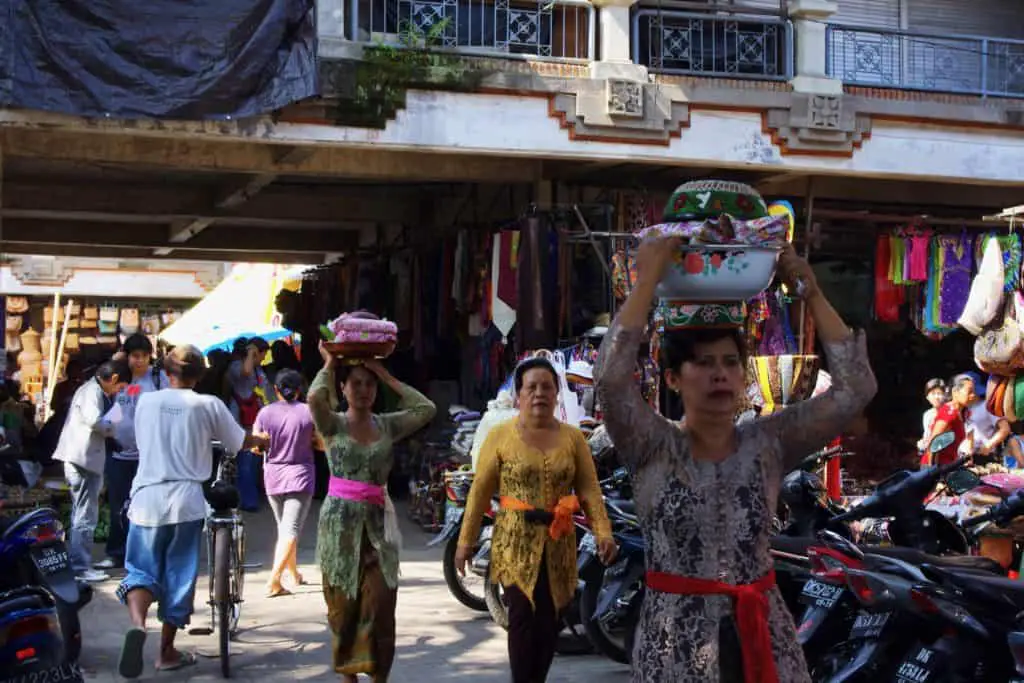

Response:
(120, 308), (139, 334)
(987, 376), (1009, 418)
(1005, 377), (1018, 423)
(83, 306), (99, 321)
(5, 315), (22, 332)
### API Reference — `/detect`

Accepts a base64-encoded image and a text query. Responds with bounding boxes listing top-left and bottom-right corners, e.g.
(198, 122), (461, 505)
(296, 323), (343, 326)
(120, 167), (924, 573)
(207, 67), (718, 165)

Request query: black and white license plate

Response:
(799, 579), (844, 609)
(895, 645), (944, 683)
(849, 610), (891, 639)
(0, 661), (84, 683)
(31, 545), (70, 576)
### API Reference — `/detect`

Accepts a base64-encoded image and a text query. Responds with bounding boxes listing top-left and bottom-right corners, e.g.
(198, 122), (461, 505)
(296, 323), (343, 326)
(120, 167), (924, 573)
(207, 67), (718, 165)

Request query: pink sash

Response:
(327, 477), (385, 506)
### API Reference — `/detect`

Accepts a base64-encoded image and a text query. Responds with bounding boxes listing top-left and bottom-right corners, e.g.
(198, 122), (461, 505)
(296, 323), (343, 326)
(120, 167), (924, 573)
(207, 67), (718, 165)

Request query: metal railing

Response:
(348, 0), (595, 60)
(632, 8), (793, 79)
(826, 24), (1024, 98)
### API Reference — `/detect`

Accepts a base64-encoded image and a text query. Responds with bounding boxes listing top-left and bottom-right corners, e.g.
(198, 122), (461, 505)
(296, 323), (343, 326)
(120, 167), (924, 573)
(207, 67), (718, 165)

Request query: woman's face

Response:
(926, 388), (947, 409)
(343, 366), (378, 411)
(518, 368), (559, 420)
(666, 337), (745, 417)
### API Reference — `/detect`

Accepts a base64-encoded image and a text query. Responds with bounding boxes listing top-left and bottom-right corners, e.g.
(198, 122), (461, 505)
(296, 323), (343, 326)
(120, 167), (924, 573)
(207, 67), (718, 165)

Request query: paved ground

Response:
(78, 501), (631, 682)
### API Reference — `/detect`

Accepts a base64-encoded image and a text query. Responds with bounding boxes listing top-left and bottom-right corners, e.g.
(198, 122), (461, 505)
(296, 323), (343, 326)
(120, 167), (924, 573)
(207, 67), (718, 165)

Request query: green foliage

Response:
(332, 18), (487, 128)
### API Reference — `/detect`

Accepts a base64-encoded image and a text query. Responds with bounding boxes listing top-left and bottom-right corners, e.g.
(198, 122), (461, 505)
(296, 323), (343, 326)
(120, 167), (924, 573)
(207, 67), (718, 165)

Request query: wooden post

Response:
(797, 177), (816, 354)
(43, 294), (65, 421)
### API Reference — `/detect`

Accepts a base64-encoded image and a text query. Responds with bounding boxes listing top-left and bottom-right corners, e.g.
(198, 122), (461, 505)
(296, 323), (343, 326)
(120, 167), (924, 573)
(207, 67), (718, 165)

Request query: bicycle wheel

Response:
(213, 525), (232, 678)
(230, 523), (246, 634)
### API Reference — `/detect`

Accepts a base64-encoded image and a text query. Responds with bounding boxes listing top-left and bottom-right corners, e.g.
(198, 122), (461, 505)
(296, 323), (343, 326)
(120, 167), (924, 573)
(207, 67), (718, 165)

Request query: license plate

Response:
(799, 579), (844, 609)
(895, 645), (944, 683)
(0, 661), (84, 683)
(31, 545), (70, 576)
(579, 533), (597, 554)
(849, 611), (890, 639)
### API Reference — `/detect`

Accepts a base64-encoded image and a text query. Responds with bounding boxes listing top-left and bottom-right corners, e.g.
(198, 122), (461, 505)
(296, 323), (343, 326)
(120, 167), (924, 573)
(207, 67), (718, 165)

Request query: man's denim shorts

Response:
(116, 520), (204, 628)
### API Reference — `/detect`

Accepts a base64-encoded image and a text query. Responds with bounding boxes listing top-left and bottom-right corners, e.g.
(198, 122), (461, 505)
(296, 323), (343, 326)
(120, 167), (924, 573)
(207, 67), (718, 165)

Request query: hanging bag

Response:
(974, 297), (1024, 376)
(1005, 376), (1018, 423)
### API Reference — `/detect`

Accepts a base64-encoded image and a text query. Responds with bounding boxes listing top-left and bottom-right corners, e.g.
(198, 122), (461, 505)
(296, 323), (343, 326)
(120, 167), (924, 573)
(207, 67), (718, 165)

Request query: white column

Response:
(788, 0), (843, 95)
(589, 0), (648, 81)
(317, 0), (347, 39)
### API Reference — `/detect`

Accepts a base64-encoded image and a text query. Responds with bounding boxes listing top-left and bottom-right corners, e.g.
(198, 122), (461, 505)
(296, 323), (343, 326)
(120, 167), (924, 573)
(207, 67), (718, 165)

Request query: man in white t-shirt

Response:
(966, 395), (1022, 464)
(115, 345), (250, 678)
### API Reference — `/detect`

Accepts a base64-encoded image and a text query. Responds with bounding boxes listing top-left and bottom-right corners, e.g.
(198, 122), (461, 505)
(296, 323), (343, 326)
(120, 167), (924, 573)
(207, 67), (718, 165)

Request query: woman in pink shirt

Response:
(253, 370), (316, 597)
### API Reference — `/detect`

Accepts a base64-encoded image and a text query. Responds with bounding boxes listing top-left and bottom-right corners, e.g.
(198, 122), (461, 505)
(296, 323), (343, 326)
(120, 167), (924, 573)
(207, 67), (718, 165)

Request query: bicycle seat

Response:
(205, 481), (240, 512)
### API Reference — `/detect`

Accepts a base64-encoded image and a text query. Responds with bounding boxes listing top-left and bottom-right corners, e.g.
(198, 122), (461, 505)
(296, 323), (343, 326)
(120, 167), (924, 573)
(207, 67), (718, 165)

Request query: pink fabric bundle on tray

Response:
(324, 311), (398, 359)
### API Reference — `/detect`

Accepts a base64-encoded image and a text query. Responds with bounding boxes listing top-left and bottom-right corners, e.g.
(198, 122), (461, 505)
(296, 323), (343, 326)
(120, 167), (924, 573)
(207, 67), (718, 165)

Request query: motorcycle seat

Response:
(863, 545), (1004, 574)
(922, 564), (1024, 611)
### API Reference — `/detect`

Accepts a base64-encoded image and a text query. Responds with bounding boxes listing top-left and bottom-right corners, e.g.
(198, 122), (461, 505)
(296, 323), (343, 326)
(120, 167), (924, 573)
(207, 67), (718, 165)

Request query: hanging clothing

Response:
(874, 236), (903, 323)
(908, 231), (931, 282)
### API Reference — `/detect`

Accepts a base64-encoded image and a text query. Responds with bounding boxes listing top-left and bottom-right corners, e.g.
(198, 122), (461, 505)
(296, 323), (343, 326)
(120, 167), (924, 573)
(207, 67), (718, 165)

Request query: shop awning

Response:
(159, 263), (305, 354)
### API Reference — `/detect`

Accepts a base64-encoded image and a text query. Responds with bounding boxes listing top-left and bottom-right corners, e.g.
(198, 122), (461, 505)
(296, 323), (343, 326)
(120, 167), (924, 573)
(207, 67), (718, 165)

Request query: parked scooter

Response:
(0, 506), (92, 664)
(0, 586), (83, 682)
(428, 479), (496, 612)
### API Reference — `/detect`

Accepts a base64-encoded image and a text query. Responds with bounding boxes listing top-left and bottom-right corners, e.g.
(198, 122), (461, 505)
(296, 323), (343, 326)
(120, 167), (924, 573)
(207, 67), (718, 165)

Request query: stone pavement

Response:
(77, 501), (631, 682)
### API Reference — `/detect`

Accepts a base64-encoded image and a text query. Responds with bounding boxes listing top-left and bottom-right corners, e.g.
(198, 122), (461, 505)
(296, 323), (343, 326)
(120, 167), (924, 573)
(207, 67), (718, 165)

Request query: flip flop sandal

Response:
(118, 627), (147, 679)
(156, 651), (198, 672)
(266, 586), (293, 598)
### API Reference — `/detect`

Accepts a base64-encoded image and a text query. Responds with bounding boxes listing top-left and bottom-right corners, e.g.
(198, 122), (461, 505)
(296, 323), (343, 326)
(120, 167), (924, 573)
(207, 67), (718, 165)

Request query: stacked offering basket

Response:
(643, 179), (788, 331)
(322, 311), (398, 360)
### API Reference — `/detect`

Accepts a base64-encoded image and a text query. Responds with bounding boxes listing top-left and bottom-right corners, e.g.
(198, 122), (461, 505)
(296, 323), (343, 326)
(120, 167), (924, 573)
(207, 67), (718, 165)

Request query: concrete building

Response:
(0, 0), (1020, 259)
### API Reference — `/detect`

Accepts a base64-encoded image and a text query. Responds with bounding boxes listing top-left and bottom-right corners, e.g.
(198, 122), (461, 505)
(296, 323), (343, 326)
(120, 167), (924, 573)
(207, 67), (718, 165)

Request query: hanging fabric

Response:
(959, 237), (1005, 335)
(490, 230), (519, 342)
(875, 235), (904, 322)
(937, 234), (973, 327)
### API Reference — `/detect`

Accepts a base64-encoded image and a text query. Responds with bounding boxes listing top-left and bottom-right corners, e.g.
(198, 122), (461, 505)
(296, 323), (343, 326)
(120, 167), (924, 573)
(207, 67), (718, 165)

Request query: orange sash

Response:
(499, 495), (580, 541)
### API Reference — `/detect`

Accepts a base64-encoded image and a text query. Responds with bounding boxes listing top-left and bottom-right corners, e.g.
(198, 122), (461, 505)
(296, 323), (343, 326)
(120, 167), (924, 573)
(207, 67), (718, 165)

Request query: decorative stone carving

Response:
(9, 257), (73, 287)
(606, 79), (644, 118)
(808, 95), (841, 129)
(764, 92), (872, 156)
(549, 79), (690, 145)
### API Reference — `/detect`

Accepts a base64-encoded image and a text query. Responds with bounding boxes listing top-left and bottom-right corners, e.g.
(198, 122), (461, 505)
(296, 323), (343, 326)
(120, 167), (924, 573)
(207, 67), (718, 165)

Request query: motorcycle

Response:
(428, 476), (496, 612)
(0, 505), (92, 665)
(0, 586), (83, 682)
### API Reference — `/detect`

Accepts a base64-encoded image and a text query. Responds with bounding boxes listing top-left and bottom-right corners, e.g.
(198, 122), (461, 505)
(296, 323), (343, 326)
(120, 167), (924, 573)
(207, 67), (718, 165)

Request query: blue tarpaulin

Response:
(0, 0), (318, 119)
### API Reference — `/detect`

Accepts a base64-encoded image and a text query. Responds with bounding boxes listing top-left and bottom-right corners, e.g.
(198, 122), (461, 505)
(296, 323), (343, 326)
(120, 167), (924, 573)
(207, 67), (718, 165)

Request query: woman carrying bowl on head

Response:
(455, 357), (617, 683)
(595, 238), (877, 683)
(309, 344), (436, 683)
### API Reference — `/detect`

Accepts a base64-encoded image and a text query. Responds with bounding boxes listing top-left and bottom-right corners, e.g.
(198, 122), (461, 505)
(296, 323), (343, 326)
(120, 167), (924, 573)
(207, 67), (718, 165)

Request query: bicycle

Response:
(188, 444), (259, 678)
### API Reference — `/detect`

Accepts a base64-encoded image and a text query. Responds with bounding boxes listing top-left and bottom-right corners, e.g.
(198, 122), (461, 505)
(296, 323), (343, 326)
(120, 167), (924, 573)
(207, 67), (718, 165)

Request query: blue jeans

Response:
(104, 457), (138, 562)
(236, 450), (261, 511)
(64, 462), (103, 573)
(117, 520), (204, 628)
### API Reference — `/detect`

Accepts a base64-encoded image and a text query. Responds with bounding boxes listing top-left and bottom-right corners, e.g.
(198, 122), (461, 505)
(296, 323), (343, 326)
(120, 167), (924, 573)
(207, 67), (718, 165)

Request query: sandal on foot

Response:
(118, 627), (147, 679)
(156, 651), (198, 672)
(266, 586), (293, 598)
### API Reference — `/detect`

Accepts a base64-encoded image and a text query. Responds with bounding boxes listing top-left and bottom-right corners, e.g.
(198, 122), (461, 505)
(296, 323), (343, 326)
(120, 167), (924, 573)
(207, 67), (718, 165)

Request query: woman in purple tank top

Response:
(253, 370), (317, 597)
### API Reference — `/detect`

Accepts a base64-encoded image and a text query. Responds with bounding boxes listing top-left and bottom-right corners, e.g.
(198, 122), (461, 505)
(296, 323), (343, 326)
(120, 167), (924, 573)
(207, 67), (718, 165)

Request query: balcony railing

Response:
(826, 25), (1024, 98)
(348, 0), (595, 60)
(632, 9), (793, 79)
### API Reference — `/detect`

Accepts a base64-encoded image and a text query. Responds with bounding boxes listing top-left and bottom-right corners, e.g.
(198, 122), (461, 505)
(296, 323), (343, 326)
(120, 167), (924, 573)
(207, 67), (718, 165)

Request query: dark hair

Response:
(163, 345), (206, 382)
(337, 363), (377, 386)
(122, 333), (154, 356)
(660, 328), (746, 372)
(232, 338), (249, 355)
(924, 378), (947, 394)
(275, 369), (306, 402)
(96, 358), (131, 383)
(271, 340), (300, 371)
(951, 373), (976, 393)
(249, 337), (270, 352)
(513, 357), (559, 394)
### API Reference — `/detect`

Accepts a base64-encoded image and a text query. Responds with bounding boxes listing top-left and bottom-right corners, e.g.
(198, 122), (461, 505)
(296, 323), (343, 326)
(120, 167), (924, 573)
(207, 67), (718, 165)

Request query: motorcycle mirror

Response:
(945, 469), (981, 495)
(929, 431), (956, 454)
(613, 467), (630, 480)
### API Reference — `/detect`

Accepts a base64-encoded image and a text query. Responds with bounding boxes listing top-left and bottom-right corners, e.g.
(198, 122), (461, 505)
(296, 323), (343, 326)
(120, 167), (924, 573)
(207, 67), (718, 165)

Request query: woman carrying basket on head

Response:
(309, 343), (436, 683)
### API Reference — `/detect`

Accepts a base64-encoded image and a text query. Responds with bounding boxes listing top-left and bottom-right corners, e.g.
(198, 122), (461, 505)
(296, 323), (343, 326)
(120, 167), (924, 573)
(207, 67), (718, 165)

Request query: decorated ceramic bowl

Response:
(654, 245), (781, 302)
(658, 302), (746, 330)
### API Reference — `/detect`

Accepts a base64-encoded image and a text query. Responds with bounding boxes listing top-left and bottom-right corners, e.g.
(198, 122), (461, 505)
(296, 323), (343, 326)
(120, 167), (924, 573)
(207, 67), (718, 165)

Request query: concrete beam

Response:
(0, 242), (316, 265)
(0, 129), (542, 183)
(0, 219), (357, 254)
(2, 181), (420, 225)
